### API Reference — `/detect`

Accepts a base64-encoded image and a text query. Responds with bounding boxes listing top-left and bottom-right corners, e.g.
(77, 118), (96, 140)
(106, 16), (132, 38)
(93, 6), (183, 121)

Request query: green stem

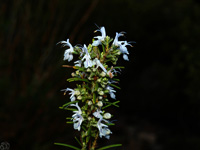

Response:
(91, 132), (99, 150)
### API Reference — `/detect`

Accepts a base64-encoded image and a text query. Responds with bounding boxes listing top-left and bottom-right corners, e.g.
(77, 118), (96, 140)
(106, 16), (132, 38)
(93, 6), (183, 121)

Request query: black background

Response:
(1, 0), (200, 149)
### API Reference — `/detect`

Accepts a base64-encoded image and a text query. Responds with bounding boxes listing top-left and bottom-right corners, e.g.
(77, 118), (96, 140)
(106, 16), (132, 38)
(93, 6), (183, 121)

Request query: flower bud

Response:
(88, 101), (92, 106)
(98, 96), (103, 100)
(101, 84), (105, 88)
(76, 70), (79, 75)
(97, 78), (101, 82)
(92, 68), (97, 72)
(77, 95), (82, 100)
(86, 68), (91, 72)
(100, 71), (106, 77)
(88, 116), (92, 121)
(88, 76), (93, 80)
(71, 72), (76, 77)
(98, 91), (104, 95)
(106, 129), (111, 134)
(97, 101), (103, 107)
(116, 51), (121, 55)
(74, 90), (80, 95)
(104, 113), (111, 119)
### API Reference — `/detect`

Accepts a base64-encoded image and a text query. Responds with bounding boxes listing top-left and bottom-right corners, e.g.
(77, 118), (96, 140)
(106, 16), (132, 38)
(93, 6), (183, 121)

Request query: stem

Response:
(91, 132), (99, 150)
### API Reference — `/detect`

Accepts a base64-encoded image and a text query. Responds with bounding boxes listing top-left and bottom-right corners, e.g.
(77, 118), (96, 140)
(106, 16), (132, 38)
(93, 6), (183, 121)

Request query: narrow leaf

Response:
(109, 83), (121, 89)
(63, 101), (79, 107)
(102, 101), (120, 109)
(97, 144), (122, 150)
(113, 66), (125, 69)
(54, 143), (81, 150)
(67, 78), (90, 83)
(74, 137), (82, 146)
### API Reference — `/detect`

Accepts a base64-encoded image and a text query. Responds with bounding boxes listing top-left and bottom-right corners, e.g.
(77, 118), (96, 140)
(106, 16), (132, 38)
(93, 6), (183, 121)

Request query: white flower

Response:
(57, 39), (74, 62)
(112, 32), (125, 46)
(92, 27), (106, 46)
(107, 67), (121, 78)
(70, 103), (84, 131)
(82, 44), (94, 68)
(93, 109), (103, 119)
(103, 113), (111, 119)
(61, 88), (76, 101)
(123, 54), (129, 61)
(97, 117), (112, 139)
(74, 60), (82, 67)
(119, 41), (131, 54)
(106, 86), (116, 99)
(119, 41), (133, 61)
(93, 58), (107, 73)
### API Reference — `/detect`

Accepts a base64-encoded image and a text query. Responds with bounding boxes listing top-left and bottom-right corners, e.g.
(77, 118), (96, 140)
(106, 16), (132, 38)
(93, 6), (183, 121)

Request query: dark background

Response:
(1, 0), (200, 149)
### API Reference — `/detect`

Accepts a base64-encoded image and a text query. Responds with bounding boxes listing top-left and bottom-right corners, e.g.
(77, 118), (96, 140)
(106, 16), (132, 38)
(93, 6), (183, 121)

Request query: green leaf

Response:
(97, 144), (122, 150)
(66, 117), (72, 120)
(93, 93), (96, 103)
(62, 100), (79, 107)
(113, 78), (120, 82)
(102, 101), (120, 109)
(54, 143), (81, 150)
(113, 66), (125, 69)
(64, 108), (77, 111)
(74, 137), (82, 146)
(109, 83), (121, 89)
(67, 78), (90, 83)
(102, 44), (105, 53)
(73, 66), (85, 72)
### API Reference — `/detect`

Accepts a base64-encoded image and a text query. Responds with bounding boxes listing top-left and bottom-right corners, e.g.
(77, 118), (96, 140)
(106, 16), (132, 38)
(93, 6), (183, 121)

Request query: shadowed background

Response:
(1, 0), (200, 149)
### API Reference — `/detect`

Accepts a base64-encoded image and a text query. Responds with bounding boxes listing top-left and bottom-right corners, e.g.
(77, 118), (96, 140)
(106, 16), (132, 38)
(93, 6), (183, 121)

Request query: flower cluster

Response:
(57, 26), (133, 149)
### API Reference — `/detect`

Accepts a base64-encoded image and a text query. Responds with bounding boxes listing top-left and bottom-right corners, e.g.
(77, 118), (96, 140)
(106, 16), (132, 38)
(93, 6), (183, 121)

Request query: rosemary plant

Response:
(55, 26), (134, 150)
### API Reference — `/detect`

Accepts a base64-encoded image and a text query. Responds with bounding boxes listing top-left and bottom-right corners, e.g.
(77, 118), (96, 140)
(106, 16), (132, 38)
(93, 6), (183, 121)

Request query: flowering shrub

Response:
(55, 26), (134, 150)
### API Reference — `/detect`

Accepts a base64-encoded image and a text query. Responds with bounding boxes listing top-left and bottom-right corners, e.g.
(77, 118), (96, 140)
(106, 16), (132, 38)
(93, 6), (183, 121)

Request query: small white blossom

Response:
(61, 88), (76, 101)
(104, 113), (111, 119)
(123, 54), (129, 61)
(97, 117), (112, 139)
(92, 27), (106, 46)
(74, 60), (82, 67)
(93, 109), (103, 119)
(119, 41), (133, 61)
(93, 58), (107, 73)
(57, 39), (74, 62)
(82, 45), (94, 68)
(113, 32), (124, 46)
(119, 41), (131, 54)
(106, 86), (116, 99)
(70, 103), (84, 131)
